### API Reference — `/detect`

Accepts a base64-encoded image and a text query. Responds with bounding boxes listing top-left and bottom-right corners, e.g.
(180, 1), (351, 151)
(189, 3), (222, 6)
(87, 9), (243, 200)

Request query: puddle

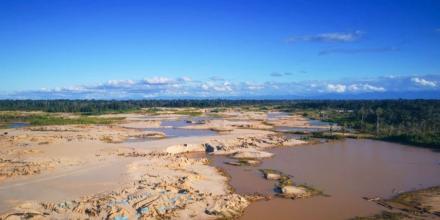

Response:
(210, 139), (440, 220)
(309, 119), (330, 126)
(267, 112), (289, 120)
(124, 118), (217, 143)
(160, 117), (211, 127)
(147, 118), (217, 139)
(8, 122), (30, 129)
(160, 119), (190, 127)
(147, 127), (216, 138)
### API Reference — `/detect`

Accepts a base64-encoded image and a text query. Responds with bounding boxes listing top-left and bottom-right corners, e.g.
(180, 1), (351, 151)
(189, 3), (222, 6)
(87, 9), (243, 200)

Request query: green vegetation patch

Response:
(0, 111), (124, 126)
(381, 134), (440, 149)
(311, 131), (345, 140)
(28, 115), (125, 126)
(281, 100), (440, 149)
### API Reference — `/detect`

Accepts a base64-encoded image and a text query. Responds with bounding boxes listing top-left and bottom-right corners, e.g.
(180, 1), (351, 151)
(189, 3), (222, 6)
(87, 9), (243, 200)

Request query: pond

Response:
(209, 139), (440, 220)
(150, 118), (216, 138)
(126, 118), (217, 143)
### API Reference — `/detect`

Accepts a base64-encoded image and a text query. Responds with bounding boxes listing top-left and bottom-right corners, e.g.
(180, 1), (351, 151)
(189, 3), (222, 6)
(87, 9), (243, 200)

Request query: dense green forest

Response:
(278, 100), (440, 149)
(0, 99), (287, 113)
(0, 99), (439, 149)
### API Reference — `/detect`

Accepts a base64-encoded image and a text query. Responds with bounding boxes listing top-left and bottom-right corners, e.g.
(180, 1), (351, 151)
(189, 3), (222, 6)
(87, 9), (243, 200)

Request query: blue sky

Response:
(0, 0), (439, 99)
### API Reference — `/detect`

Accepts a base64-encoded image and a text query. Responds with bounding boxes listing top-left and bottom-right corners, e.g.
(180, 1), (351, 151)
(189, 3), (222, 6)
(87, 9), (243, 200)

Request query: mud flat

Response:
(210, 139), (440, 220)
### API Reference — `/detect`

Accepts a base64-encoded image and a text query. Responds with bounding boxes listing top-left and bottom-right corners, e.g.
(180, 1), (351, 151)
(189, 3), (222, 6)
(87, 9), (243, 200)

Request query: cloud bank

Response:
(2, 75), (439, 99)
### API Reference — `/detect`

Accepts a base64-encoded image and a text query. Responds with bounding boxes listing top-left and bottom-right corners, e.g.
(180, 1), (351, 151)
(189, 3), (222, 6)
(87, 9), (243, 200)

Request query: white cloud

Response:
(213, 82), (233, 92)
(313, 31), (362, 42)
(411, 77), (437, 87)
(201, 83), (210, 90)
(348, 84), (386, 92)
(244, 82), (265, 91)
(106, 80), (135, 87)
(201, 81), (233, 92)
(326, 83), (385, 93)
(144, 77), (174, 85)
(287, 31), (364, 43)
(326, 84), (346, 93)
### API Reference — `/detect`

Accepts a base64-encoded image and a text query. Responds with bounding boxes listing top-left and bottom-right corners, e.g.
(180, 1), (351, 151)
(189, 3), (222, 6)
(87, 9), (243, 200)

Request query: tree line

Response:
(0, 99), (289, 113)
(279, 100), (440, 149)
(0, 99), (439, 148)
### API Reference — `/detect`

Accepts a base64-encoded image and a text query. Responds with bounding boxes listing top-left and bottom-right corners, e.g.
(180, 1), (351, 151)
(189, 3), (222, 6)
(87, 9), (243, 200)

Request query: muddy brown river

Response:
(210, 139), (440, 220)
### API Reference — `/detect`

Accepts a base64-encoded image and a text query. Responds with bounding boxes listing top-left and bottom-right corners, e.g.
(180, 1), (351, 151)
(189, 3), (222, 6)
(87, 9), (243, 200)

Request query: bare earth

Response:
(0, 109), (306, 219)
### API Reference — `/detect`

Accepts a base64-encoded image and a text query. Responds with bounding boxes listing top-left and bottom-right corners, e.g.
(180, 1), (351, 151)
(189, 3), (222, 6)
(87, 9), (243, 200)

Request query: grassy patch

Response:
(28, 116), (125, 126)
(0, 112), (125, 126)
(311, 131), (345, 140)
(298, 136), (311, 141)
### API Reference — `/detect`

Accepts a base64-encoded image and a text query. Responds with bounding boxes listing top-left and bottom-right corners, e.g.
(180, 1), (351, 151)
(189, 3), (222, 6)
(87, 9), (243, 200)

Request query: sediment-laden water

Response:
(210, 139), (440, 220)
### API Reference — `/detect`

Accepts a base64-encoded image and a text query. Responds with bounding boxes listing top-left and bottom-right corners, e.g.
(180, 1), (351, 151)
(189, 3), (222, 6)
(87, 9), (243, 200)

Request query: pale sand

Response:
(0, 109), (307, 219)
